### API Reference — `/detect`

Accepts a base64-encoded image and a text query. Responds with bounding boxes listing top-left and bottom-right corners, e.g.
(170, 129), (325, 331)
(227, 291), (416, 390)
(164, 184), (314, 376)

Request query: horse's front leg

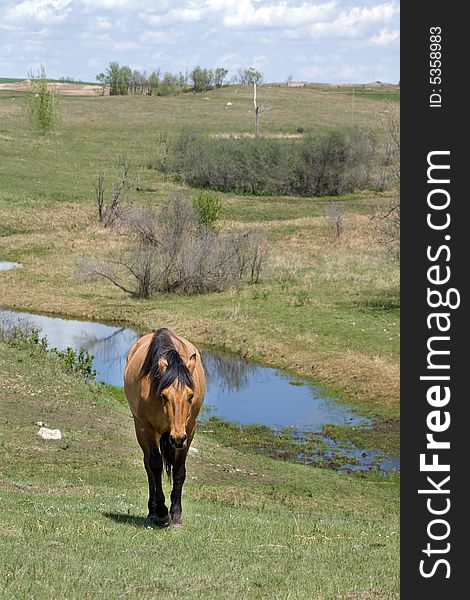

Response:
(170, 448), (187, 525)
(142, 437), (171, 527)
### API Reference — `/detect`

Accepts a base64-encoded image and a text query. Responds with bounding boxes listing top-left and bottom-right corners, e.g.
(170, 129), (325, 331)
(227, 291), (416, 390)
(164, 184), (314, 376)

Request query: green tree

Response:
(245, 67), (263, 85)
(106, 62), (131, 95)
(190, 66), (213, 93)
(236, 67), (263, 85)
(119, 65), (132, 95)
(28, 65), (58, 135)
(148, 69), (160, 95)
(96, 72), (106, 95)
(214, 67), (228, 87)
(106, 61), (121, 95)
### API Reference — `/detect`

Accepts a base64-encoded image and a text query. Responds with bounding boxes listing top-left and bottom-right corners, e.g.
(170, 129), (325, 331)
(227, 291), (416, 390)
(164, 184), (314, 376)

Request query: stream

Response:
(0, 308), (400, 473)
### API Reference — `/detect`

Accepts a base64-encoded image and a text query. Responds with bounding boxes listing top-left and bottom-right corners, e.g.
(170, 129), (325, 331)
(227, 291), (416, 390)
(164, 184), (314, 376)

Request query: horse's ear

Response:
(187, 353), (197, 374)
(158, 355), (168, 373)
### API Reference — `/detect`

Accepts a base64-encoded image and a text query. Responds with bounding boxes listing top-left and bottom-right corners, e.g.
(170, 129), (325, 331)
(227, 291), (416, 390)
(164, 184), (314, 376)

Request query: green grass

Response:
(0, 340), (400, 599)
(337, 89), (400, 102)
(0, 86), (399, 447)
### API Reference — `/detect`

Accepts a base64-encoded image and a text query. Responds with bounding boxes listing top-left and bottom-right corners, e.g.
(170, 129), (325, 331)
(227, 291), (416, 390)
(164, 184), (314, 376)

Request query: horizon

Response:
(0, 74), (399, 86)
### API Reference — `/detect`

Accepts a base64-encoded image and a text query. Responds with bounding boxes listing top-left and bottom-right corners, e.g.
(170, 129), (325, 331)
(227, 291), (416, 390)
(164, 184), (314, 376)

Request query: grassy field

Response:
(0, 86), (399, 445)
(0, 340), (399, 599)
(0, 83), (399, 597)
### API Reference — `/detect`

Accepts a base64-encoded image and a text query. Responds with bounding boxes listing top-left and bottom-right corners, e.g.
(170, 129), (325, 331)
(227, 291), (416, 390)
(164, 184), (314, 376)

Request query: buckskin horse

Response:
(124, 328), (206, 526)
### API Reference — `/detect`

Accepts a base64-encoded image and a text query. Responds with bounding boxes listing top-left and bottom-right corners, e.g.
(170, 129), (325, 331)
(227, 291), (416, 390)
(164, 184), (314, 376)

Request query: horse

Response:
(123, 327), (205, 527)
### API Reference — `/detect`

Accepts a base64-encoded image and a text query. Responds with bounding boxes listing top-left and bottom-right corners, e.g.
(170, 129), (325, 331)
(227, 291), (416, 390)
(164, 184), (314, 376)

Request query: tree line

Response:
(96, 62), (263, 96)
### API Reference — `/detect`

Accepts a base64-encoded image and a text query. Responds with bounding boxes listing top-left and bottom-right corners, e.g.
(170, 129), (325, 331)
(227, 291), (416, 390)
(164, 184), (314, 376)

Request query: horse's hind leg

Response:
(170, 449), (187, 525)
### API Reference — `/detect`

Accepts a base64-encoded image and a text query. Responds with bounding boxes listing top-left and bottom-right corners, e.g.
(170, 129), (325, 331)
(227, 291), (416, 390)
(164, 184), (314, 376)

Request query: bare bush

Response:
(373, 198), (400, 262)
(82, 193), (267, 297)
(377, 102), (400, 190)
(231, 230), (267, 283)
(94, 160), (132, 227)
(0, 314), (34, 341)
(373, 102), (400, 261)
(325, 202), (345, 240)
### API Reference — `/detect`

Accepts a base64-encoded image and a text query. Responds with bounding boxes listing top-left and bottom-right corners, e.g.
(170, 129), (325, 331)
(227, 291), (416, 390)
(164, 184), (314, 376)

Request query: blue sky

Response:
(0, 0), (400, 83)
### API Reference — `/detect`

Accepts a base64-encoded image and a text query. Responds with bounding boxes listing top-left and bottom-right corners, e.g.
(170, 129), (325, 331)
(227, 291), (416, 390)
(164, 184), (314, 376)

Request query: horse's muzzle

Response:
(169, 434), (188, 449)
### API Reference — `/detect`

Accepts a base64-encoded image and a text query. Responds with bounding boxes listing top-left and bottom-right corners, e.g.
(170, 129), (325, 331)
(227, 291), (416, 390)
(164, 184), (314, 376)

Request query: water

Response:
(0, 308), (399, 472)
(0, 261), (21, 271)
(201, 351), (369, 431)
(1, 309), (139, 387)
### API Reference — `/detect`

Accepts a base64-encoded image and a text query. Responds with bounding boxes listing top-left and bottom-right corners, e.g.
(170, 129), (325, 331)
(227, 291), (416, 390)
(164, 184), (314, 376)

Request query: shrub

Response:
(5, 327), (96, 380)
(324, 202), (345, 240)
(94, 159), (132, 228)
(192, 192), (223, 231)
(82, 193), (267, 297)
(152, 129), (375, 196)
(27, 66), (58, 135)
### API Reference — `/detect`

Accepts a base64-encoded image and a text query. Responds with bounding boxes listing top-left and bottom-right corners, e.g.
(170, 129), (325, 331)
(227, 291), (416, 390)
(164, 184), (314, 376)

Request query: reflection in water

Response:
(0, 309), (139, 387)
(201, 350), (369, 431)
(201, 351), (259, 392)
(73, 327), (138, 384)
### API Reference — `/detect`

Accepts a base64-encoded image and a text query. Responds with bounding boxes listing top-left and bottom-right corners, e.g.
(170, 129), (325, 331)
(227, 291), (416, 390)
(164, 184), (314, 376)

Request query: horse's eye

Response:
(188, 394), (194, 404)
(161, 393), (168, 403)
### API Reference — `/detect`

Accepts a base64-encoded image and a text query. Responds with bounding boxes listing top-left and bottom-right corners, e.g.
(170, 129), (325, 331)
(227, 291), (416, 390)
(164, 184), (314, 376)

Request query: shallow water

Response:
(0, 309), (399, 472)
(0, 309), (138, 387)
(201, 351), (369, 431)
(0, 261), (21, 271)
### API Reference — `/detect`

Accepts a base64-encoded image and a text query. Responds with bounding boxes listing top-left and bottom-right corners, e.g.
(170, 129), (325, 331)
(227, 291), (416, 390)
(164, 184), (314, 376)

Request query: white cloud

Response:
(95, 16), (112, 29)
(370, 28), (399, 45)
(217, 52), (240, 66)
(306, 2), (399, 39)
(142, 7), (203, 25)
(82, 0), (150, 8)
(110, 41), (138, 50)
(252, 55), (268, 69)
(220, 1), (338, 29)
(3, 0), (72, 23)
(140, 30), (176, 44)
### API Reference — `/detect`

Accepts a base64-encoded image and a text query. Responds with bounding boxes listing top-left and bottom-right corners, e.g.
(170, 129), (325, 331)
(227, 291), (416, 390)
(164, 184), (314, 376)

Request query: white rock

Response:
(189, 446), (199, 455)
(38, 427), (62, 440)
(35, 421), (46, 427)
(226, 102), (232, 106)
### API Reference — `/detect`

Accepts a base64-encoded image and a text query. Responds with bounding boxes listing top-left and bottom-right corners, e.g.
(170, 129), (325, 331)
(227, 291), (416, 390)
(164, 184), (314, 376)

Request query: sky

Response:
(0, 0), (400, 84)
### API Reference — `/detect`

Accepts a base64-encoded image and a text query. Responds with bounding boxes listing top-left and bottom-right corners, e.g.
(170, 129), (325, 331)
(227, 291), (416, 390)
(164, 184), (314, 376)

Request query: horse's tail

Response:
(159, 431), (174, 480)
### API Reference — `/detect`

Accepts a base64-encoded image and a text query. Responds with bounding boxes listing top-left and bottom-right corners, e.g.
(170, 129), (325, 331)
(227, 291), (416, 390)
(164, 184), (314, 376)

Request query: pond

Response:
(0, 261), (21, 271)
(0, 308), (399, 473)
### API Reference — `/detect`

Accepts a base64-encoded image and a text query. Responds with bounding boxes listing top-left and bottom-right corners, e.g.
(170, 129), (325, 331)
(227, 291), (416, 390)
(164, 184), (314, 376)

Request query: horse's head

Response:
(159, 353), (197, 449)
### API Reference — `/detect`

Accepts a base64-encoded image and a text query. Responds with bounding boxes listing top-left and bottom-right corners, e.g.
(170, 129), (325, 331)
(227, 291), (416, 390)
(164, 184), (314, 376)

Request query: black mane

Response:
(139, 328), (194, 398)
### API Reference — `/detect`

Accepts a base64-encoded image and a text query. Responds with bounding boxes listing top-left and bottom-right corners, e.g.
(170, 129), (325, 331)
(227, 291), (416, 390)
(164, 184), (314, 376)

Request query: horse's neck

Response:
(169, 332), (193, 360)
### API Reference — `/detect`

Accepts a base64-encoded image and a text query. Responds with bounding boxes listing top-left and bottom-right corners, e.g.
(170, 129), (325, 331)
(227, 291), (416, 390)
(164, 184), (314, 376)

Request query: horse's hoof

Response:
(170, 512), (182, 527)
(145, 514), (172, 528)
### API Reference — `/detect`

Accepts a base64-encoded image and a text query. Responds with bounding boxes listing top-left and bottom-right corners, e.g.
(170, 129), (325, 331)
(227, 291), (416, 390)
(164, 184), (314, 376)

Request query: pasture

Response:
(0, 83), (399, 597)
(0, 85), (399, 417)
(0, 340), (399, 599)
